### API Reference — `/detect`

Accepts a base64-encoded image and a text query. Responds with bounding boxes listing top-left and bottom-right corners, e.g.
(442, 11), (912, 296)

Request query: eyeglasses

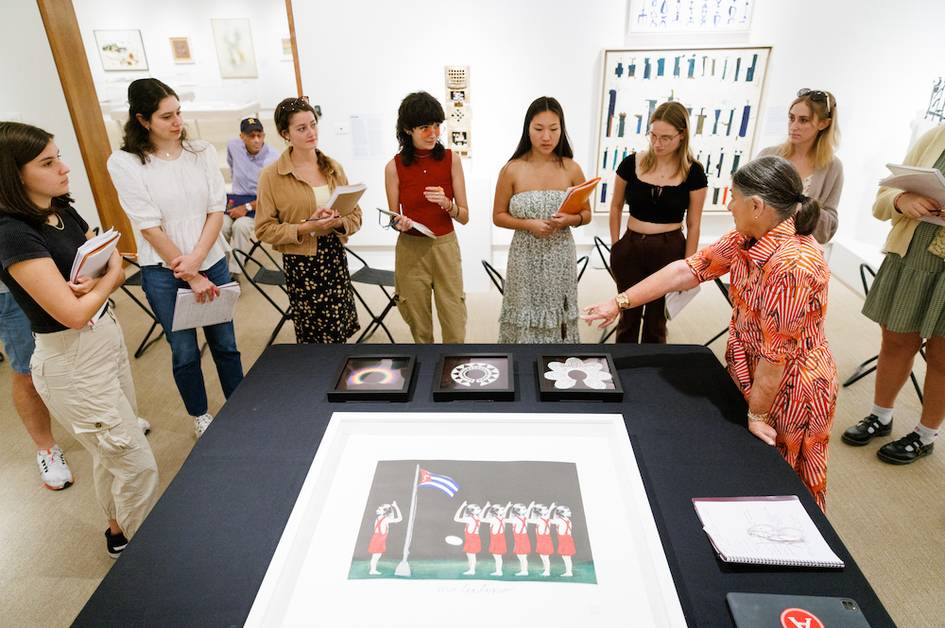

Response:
(797, 88), (833, 117)
(648, 131), (680, 144)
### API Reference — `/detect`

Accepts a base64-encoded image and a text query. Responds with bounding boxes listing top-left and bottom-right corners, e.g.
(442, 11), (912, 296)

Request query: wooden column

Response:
(285, 0), (304, 97)
(36, 0), (137, 255)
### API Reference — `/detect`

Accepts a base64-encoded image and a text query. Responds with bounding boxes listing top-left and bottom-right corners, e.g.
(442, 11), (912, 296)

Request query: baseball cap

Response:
(240, 117), (264, 134)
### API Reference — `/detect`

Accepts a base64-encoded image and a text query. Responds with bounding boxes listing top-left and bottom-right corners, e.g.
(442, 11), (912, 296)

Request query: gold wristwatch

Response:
(615, 292), (631, 310)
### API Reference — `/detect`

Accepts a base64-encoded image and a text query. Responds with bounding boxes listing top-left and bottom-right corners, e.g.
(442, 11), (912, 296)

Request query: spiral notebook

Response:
(692, 495), (844, 568)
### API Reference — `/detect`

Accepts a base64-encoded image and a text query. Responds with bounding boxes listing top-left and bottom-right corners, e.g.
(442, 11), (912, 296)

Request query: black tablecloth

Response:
(73, 344), (893, 627)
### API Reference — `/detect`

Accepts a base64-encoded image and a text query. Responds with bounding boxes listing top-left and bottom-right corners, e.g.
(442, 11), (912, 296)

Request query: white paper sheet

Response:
(665, 285), (701, 320)
(170, 281), (240, 331)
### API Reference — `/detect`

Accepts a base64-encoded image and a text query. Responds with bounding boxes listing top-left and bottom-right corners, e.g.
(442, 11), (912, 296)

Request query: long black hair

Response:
(120, 78), (189, 164)
(731, 155), (821, 236)
(395, 91), (445, 166)
(508, 96), (574, 163)
(0, 121), (73, 228)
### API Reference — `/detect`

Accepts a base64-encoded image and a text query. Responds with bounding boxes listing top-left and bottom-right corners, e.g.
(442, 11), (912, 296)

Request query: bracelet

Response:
(615, 292), (632, 310)
(244, 202), (252, 212)
(747, 410), (771, 424)
(448, 202), (459, 218)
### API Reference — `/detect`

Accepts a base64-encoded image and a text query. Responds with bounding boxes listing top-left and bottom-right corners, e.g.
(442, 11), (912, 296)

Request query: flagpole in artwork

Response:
(395, 465), (420, 577)
(395, 465), (460, 577)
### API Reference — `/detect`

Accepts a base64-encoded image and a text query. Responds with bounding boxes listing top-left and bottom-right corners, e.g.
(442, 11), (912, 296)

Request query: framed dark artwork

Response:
(433, 353), (514, 401)
(537, 354), (624, 401)
(327, 355), (416, 402)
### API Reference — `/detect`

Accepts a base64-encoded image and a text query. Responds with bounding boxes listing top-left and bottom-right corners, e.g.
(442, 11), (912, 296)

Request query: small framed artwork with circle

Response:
(433, 353), (515, 401)
(537, 354), (624, 402)
(328, 355), (417, 402)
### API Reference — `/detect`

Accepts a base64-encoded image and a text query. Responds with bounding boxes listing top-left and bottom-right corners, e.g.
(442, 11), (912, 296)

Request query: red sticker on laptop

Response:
(780, 607), (825, 628)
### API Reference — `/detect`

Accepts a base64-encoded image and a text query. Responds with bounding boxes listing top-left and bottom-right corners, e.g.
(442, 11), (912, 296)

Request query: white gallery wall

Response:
(293, 0), (945, 290)
(73, 0), (295, 109)
(1, 3), (98, 229)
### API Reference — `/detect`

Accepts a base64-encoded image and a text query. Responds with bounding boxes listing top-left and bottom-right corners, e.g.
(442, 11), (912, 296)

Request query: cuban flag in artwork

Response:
(418, 468), (459, 497)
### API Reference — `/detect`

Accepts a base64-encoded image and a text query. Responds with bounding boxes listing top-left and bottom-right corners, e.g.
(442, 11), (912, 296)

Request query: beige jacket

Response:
(873, 124), (945, 257)
(254, 148), (362, 255)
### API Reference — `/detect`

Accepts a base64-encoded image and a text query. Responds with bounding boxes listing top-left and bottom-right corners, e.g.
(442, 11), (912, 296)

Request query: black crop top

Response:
(615, 153), (708, 224)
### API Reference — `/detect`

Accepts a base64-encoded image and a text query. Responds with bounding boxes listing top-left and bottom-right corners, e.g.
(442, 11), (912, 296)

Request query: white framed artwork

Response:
(246, 412), (686, 628)
(628, 0), (754, 32)
(594, 46), (770, 213)
(93, 29), (148, 72)
(211, 18), (258, 79)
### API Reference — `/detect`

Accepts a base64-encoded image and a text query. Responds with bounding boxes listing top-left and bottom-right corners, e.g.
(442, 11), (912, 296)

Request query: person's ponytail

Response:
(794, 196), (821, 236)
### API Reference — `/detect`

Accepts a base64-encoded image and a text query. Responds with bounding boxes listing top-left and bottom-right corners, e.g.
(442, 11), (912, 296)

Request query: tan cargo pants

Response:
(394, 231), (467, 343)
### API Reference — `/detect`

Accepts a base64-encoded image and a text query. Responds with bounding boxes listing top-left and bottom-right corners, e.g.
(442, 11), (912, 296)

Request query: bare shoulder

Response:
(562, 157), (586, 181)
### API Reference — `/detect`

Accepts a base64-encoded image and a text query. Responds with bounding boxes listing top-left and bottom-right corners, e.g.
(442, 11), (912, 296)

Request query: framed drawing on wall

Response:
(94, 29), (148, 72)
(594, 46), (771, 213)
(628, 0), (754, 33)
(169, 37), (193, 64)
(211, 18), (258, 79)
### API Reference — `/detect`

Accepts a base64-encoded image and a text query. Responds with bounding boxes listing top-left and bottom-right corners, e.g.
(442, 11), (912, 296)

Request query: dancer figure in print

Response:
(454, 501), (483, 575)
(531, 502), (556, 576)
(510, 501), (535, 576)
(480, 502), (512, 576)
(552, 504), (576, 576)
(368, 501), (402, 575)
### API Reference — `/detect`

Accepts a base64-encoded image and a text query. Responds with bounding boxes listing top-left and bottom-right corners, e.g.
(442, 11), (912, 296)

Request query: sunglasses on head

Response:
(797, 88), (833, 117)
(281, 96), (311, 112)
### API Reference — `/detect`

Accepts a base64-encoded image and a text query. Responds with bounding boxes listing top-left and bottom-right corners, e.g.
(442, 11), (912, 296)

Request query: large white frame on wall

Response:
(594, 46), (770, 214)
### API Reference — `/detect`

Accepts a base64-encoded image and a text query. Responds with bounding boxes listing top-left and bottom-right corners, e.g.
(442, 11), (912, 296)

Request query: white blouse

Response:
(107, 139), (228, 269)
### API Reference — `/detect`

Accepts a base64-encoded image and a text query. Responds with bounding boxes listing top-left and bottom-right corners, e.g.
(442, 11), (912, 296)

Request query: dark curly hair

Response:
(395, 92), (445, 166)
(0, 121), (73, 229)
(120, 78), (190, 164)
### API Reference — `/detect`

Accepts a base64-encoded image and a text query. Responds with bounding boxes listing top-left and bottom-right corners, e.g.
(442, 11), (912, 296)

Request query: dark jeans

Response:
(610, 228), (686, 344)
(140, 257), (243, 416)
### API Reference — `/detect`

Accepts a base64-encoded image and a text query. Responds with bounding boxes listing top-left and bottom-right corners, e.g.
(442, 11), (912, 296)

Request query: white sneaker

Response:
(193, 413), (214, 438)
(37, 445), (73, 490)
(137, 417), (152, 435)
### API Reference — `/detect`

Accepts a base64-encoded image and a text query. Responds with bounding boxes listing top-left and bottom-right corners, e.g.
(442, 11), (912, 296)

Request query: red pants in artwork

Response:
(556, 533), (576, 556)
(535, 532), (553, 555)
(513, 532), (530, 555)
(464, 530), (481, 553)
(368, 532), (387, 554)
(489, 531), (507, 555)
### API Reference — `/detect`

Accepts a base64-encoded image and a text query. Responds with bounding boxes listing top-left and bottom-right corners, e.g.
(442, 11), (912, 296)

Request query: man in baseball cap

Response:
(224, 117), (279, 276)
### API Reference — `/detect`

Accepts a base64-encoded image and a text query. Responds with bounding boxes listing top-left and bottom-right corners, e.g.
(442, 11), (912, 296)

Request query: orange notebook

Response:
(557, 177), (601, 215)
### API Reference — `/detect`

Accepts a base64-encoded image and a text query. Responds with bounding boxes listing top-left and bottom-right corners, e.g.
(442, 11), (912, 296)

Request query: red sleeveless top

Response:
(394, 148), (454, 237)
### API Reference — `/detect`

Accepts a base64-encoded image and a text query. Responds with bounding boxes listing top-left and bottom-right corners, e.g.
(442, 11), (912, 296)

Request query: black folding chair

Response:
(233, 242), (292, 347)
(704, 277), (732, 347)
(481, 260), (505, 295)
(345, 247), (397, 343)
(592, 237), (618, 343)
(119, 257), (164, 358)
(843, 263), (925, 402)
(482, 256), (590, 296)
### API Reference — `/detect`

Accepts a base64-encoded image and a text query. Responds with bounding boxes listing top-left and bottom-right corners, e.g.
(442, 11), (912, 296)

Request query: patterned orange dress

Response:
(686, 217), (838, 511)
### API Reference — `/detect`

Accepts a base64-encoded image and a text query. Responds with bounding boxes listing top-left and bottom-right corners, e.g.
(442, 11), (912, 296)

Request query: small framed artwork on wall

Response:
(433, 353), (515, 401)
(94, 29), (148, 72)
(211, 18), (258, 79)
(327, 355), (417, 402)
(169, 37), (193, 64)
(537, 354), (624, 401)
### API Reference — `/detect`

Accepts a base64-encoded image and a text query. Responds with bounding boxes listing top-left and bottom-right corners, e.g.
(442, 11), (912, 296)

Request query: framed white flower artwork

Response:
(538, 354), (624, 401)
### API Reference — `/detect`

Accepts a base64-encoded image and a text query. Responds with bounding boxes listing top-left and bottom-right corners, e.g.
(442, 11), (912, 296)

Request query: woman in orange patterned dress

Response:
(583, 156), (838, 511)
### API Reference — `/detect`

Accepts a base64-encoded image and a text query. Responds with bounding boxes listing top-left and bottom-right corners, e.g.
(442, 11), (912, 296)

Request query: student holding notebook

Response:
(493, 96), (590, 343)
(0, 121), (158, 557)
(107, 78), (243, 438)
(255, 97), (362, 343)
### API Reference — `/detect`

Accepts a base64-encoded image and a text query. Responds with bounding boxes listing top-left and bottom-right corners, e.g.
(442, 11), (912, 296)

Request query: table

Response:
(73, 343), (894, 627)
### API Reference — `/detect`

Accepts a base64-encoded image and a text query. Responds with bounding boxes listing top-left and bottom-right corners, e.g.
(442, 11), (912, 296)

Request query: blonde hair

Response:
(639, 101), (694, 179)
(777, 91), (839, 170)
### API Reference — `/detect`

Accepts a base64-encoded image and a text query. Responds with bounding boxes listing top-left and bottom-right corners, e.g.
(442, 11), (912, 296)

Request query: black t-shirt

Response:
(0, 207), (97, 333)
(615, 153), (708, 224)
